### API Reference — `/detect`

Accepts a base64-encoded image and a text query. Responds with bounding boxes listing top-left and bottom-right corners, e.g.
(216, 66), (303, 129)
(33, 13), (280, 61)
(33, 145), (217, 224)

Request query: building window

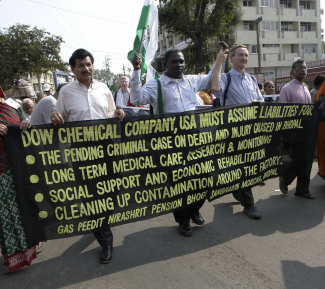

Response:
(243, 0), (252, 6)
(244, 21), (255, 31)
(280, 0), (292, 8)
(300, 22), (311, 31)
(262, 44), (280, 47)
(299, 1), (310, 9)
(260, 0), (277, 7)
(291, 44), (295, 53)
(251, 45), (258, 54)
(169, 39), (174, 46)
(261, 21), (279, 31)
(281, 22), (294, 31)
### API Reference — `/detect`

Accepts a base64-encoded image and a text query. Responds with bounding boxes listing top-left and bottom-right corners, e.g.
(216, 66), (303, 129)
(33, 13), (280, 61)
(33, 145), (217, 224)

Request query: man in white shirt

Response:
(114, 76), (131, 106)
(50, 49), (125, 264)
(31, 83), (67, 125)
(131, 49), (214, 237)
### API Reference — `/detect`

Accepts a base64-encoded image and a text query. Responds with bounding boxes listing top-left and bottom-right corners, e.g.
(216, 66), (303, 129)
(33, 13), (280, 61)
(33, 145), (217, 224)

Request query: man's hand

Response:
(132, 53), (142, 70)
(216, 47), (228, 65)
(318, 102), (323, 110)
(20, 120), (31, 130)
(50, 110), (64, 125)
(114, 107), (125, 121)
(0, 124), (8, 136)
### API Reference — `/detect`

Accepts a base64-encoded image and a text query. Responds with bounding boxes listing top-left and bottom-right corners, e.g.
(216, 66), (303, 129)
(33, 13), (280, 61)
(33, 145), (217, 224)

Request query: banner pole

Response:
(137, 27), (147, 54)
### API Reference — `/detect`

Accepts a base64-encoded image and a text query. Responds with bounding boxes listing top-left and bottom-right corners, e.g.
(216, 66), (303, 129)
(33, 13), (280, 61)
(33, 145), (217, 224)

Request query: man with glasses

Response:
(279, 59), (318, 199)
(279, 59), (311, 104)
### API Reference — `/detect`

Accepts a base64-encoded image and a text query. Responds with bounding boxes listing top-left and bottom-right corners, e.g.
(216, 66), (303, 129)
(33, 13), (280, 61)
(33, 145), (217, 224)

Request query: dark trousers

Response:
(238, 188), (255, 207)
(93, 226), (113, 247)
(173, 199), (205, 225)
(281, 175), (310, 194)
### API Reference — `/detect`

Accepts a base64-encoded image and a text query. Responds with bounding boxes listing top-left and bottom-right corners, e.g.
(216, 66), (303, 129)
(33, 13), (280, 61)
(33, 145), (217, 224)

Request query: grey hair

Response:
(229, 44), (248, 57)
(119, 76), (129, 82)
(21, 98), (34, 107)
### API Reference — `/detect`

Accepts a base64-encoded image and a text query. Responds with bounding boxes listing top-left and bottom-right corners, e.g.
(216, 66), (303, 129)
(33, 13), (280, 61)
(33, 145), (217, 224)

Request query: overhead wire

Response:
(28, 0), (134, 25)
(61, 45), (128, 55)
(36, 2), (86, 48)
(50, 0), (95, 50)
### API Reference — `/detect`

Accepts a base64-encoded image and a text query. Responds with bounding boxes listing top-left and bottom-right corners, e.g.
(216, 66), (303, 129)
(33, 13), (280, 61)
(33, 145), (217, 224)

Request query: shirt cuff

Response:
(131, 70), (141, 81)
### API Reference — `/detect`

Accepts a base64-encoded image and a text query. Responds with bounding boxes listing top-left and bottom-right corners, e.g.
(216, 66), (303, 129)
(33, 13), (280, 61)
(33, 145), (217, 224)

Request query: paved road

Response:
(1, 161), (325, 289)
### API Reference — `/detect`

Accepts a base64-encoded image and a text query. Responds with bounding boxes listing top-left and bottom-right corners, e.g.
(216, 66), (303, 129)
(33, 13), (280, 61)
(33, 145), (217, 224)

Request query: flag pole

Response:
(137, 27), (147, 54)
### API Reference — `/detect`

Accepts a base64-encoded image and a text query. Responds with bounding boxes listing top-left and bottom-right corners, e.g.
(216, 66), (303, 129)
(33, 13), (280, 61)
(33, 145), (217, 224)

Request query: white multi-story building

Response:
(156, 0), (323, 82)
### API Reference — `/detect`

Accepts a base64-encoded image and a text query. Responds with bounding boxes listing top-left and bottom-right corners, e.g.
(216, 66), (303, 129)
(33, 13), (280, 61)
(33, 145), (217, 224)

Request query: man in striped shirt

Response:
(211, 44), (263, 220)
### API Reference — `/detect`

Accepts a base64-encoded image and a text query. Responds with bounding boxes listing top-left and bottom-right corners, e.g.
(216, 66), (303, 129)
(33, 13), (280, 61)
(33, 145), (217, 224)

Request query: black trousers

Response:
(93, 226), (113, 247)
(173, 199), (205, 225)
(238, 188), (255, 207)
(281, 175), (310, 194)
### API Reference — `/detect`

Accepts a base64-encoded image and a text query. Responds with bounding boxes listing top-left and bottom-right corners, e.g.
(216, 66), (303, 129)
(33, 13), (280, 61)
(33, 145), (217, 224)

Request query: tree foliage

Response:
(159, 0), (241, 73)
(0, 24), (68, 90)
(93, 66), (132, 91)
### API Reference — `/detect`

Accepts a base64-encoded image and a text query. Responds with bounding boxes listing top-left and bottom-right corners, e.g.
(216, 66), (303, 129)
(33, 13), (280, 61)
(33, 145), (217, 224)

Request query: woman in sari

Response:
(316, 82), (325, 180)
(0, 97), (37, 274)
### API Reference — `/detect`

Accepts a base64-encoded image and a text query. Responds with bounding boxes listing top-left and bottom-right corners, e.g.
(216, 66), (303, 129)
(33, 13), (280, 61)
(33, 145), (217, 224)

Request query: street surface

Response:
(1, 160), (325, 289)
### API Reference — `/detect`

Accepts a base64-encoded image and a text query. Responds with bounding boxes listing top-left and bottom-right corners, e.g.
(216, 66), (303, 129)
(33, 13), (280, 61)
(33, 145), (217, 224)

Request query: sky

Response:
(0, 0), (325, 75)
(0, 0), (147, 74)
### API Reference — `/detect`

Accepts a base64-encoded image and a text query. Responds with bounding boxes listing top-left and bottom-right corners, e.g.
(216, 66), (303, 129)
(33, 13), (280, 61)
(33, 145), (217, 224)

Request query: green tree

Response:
(0, 24), (68, 90)
(159, 0), (240, 73)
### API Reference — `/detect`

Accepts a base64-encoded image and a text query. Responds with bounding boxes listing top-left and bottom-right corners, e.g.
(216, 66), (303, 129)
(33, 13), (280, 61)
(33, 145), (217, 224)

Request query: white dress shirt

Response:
(24, 113), (32, 121)
(130, 70), (213, 114)
(55, 79), (116, 122)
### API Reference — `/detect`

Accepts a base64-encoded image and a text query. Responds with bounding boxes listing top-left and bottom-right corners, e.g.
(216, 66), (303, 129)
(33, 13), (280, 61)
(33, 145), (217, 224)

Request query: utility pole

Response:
(104, 55), (111, 86)
(254, 16), (262, 74)
(121, 64), (126, 76)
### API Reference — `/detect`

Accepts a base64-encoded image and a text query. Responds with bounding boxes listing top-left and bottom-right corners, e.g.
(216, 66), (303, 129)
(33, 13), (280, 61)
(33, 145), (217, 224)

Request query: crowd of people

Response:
(0, 43), (324, 274)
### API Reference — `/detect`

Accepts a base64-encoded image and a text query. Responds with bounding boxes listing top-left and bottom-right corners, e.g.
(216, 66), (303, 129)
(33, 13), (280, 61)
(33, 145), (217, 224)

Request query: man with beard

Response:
(278, 59), (321, 199)
(279, 59), (311, 104)
(49, 49), (125, 264)
(130, 49), (214, 237)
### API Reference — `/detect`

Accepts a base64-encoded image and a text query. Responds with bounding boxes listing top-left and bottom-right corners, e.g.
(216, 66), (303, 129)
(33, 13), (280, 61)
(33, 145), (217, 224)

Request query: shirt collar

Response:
(230, 68), (247, 79)
(162, 72), (185, 84)
(292, 78), (306, 86)
(75, 78), (94, 89)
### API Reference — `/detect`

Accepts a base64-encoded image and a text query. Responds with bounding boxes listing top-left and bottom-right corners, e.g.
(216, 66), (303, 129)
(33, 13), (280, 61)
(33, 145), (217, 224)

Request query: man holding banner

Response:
(278, 59), (322, 199)
(130, 49), (216, 236)
(49, 49), (125, 264)
(211, 44), (263, 219)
